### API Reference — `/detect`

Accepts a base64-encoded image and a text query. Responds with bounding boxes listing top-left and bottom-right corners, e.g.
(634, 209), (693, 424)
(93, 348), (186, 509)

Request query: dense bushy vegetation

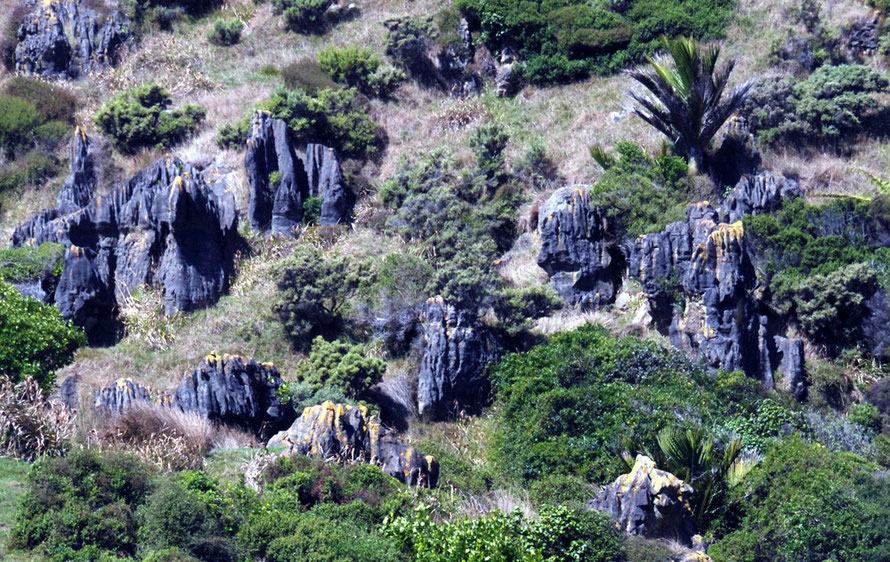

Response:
(456, 0), (736, 84)
(317, 45), (404, 97)
(207, 19), (244, 46)
(95, 84), (205, 154)
(0, 280), (85, 389)
(0, 242), (65, 285)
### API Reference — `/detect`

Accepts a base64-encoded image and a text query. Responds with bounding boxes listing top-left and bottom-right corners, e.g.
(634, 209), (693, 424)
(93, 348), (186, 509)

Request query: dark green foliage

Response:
(261, 86), (380, 158)
(207, 19), (243, 46)
(0, 151), (63, 197)
(723, 398), (802, 453)
(385, 504), (624, 562)
(489, 324), (718, 485)
(94, 84), (205, 154)
(302, 195), (323, 225)
(710, 437), (890, 561)
(215, 117), (249, 149)
(9, 449), (154, 560)
(281, 58), (339, 93)
(589, 142), (691, 237)
(0, 279), (85, 389)
(528, 473), (594, 508)
(0, 242), (65, 284)
(848, 403), (882, 434)
(492, 286), (563, 336)
(456, 0), (735, 85)
(383, 17), (436, 81)
(3, 78), (77, 124)
(293, 336), (386, 398)
(741, 65), (890, 151)
(272, 0), (334, 33)
(0, 96), (41, 159)
(274, 245), (375, 350)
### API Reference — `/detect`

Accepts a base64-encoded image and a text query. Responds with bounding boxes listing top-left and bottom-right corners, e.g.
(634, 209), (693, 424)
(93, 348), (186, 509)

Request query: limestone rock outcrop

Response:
(268, 401), (439, 488)
(12, 131), (239, 344)
(537, 186), (624, 308)
(774, 336), (806, 400)
(93, 354), (295, 438)
(55, 127), (96, 214)
(245, 112), (349, 235)
(417, 296), (497, 419)
(723, 171), (802, 223)
(15, 0), (129, 79)
(590, 455), (697, 545)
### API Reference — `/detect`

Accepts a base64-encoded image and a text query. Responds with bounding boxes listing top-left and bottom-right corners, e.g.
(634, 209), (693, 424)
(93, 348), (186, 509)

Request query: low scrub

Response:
(0, 377), (74, 461)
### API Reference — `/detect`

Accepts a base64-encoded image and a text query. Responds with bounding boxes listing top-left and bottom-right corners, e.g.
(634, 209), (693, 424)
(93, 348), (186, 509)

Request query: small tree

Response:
(627, 36), (751, 170)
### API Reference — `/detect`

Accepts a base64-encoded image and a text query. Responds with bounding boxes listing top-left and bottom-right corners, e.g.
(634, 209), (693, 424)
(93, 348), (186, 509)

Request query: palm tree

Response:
(626, 36), (752, 172)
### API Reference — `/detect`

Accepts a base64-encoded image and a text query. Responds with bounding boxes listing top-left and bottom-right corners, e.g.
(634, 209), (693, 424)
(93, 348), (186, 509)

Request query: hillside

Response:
(1, 0), (890, 560)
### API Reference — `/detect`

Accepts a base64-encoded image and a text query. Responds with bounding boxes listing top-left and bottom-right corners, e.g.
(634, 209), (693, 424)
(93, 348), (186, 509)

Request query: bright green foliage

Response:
(261, 86), (380, 158)
(294, 336), (386, 398)
(627, 36), (751, 166)
(848, 403), (882, 434)
(274, 245), (375, 350)
(0, 279), (85, 389)
(723, 398), (802, 453)
(317, 45), (404, 97)
(207, 19), (243, 46)
(95, 84), (206, 154)
(489, 324), (719, 484)
(301, 195), (323, 225)
(215, 117), (249, 149)
(272, 0), (334, 32)
(0, 96), (40, 158)
(384, 504), (624, 562)
(10, 449), (155, 560)
(589, 142), (691, 237)
(741, 64), (890, 151)
(0, 242), (64, 283)
(456, 0), (735, 84)
(710, 437), (890, 561)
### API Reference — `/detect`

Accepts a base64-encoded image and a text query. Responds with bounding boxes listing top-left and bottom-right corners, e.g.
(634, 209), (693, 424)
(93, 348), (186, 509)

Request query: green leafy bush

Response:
(10, 449), (154, 560)
(207, 18), (243, 46)
(3, 78), (77, 124)
(385, 504), (624, 562)
(590, 142), (691, 237)
(0, 242), (65, 284)
(261, 86), (380, 158)
(317, 45), (404, 97)
(95, 84), (205, 154)
(848, 403), (882, 434)
(723, 398), (802, 453)
(293, 336), (386, 398)
(274, 245), (375, 350)
(488, 324), (718, 485)
(710, 437), (890, 561)
(0, 279), (85, 389)
(272, 0), (334, 33)
(0, 96), (41, 158)
(456, 0), (735, 85)
(741, 64), (890, 151)
(215, 117), (249, 149)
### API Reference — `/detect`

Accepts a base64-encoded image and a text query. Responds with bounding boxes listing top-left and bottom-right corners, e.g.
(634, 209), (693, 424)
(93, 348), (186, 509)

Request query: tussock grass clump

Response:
(0, 377), (75, 461)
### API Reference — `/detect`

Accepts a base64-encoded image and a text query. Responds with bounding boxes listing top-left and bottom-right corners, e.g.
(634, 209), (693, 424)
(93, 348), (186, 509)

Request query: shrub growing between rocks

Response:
(293, 336), (386, 399)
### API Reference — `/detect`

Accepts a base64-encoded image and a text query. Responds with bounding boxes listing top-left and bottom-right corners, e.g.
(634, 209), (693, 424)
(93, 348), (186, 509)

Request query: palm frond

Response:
(589, 144), (615, 170)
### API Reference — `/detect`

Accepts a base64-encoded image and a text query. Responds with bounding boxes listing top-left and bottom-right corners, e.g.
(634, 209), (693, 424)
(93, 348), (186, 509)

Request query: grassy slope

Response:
(0, 458), (43, 561)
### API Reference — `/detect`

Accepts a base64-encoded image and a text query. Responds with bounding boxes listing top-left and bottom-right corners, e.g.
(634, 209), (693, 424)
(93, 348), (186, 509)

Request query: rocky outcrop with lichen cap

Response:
(12, 143), (239, 344)
(536, 186), (624, 308)
(15, 0), (129, 79)
(416, 296), (498, 419)
(55, 127), (96, 214)
(93, 378), (160, 415)
(268, 401), (439, 487)
(590, 454), (697, 546)
(304, 143), (348, 226)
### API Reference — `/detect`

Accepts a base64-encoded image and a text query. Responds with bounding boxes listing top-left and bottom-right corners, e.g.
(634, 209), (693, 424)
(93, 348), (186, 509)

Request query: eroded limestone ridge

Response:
(15, 0), (130, 79)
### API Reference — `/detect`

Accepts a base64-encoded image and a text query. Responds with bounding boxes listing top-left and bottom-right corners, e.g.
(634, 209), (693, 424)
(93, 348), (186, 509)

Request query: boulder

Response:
(172, 353), (294, 438)
(305, 143), (348, 226)
(58, 373), (80, 410)
(245, 111), (309, 235)
(537, 186), (624, 308)
(12, 132), (239, 344)
(268, 401), (439, 487)
(417, 296), (497, 419)
(93, 354), (294, 438)
(590, 455), (697, 545)
(15, 0), (129, 79)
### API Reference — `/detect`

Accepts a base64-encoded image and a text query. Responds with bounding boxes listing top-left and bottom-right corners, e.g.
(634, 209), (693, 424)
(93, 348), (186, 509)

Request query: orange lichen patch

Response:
(75, 125), (87, 142)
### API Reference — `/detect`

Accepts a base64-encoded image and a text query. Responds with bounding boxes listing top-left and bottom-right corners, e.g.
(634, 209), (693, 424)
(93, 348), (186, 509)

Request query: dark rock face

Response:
(245, 112), (350, 234)
(724, 171), (802, 223)
(268, 401), (439, 488)
(172, 353), (295, 438)
(305, 143), (348, 226)
(12, 130), (239, 344)
(58, 373), (80, 410)
(417, 296), (497, 419)
(93, 353), (295, 438)
(55, 127), (96, 215)
(590, 455), (697, 546)
(537, 186), (624, 308)
(774, 336), (806, 400)
(15, 0), (129, 79)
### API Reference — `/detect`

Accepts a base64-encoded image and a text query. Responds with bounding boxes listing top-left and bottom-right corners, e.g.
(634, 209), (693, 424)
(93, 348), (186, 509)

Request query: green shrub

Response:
(0, 279), (85, 389)
(215, 117), (249, 149)
(849, 403), (882, 434)
(266, 513), (401, 562)
(710, 437), (890, 561)
(0, 151), (63, 196)
(488, 324), (719, 485)
(293, 336), (386, 398)
(272, 0), (334, 33)
(383, 16), (436, 82)
(741, 64), (890, 151)
(589, 142), (691, 237)
(281, 58), (339, 93)
(0, 242), (65, 284)
(207, 18), (243, 46)
(10, 449), (154, 560)
(317, 45), (403, 97)
(529, 474), (595, 508)
(274, 245), (375, 350)
(0, 96), (41, 158)
(3, 78), (77, 124)
(260, 86), (380, 158)
(94, 84), (205, 154)
(456, 0), (735, 85)
(723, 398), (802, 453)
(0, 4), (28, 70)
